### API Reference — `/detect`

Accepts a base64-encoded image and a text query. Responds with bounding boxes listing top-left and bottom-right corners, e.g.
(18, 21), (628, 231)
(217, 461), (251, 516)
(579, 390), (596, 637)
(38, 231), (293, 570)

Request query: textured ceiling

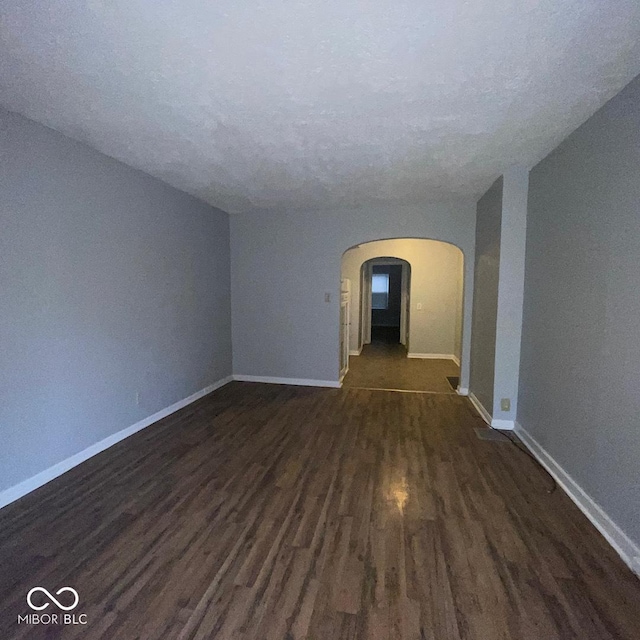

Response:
(1, 1), (640, 214)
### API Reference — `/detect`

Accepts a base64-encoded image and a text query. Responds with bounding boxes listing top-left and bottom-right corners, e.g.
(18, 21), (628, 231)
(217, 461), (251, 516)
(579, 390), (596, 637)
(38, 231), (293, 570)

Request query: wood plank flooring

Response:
(343, 344), (459, 392)
(0, 381), (639, 639)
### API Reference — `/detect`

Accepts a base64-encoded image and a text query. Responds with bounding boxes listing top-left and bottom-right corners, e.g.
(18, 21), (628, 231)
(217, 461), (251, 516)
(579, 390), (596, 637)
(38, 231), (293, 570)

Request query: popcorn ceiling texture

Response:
(1, 1), (640, 214)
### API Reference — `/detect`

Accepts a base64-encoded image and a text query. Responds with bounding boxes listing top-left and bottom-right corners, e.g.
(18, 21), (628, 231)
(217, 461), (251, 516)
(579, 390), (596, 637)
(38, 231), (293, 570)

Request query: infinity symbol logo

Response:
(27, 587), (79, 611)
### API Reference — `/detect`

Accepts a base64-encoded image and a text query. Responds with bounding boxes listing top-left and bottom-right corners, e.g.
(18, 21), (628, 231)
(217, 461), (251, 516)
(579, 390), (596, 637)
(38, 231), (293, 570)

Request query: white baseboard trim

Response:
(490, 418), (515, 430)
(407, 353), (458, 362)
(468, 392), (492, 425)
(0, 375), (234, 511)
(457, 387), (469, 396)
(233, 375), (341, 389)
(349, 349), (362, 357)
(515, 422), (640, 577)
(451, 354), (461, 366)
(467, 392), (514, 430)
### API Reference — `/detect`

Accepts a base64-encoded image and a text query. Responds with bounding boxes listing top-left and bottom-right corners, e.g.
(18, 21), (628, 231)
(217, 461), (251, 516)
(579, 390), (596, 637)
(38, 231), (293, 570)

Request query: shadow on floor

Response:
(370, 325), (401, 344)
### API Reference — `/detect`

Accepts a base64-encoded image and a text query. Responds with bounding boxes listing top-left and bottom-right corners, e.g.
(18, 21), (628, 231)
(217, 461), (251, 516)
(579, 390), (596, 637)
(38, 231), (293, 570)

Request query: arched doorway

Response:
(359, 257), (411, 349)
(340, 238), (464, 392)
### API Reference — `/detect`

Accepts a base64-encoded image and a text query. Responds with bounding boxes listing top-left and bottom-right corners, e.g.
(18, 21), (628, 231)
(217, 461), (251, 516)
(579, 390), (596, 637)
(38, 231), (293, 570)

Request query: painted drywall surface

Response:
(0, 108), (232, 492)
(469, 177), (502, 413)
(519, 74), (640, 548)
(492, 167), (529, 421)
(342, 239), (463, 358)
(230, 202), (475, 385)
(3, 2), (640, 213)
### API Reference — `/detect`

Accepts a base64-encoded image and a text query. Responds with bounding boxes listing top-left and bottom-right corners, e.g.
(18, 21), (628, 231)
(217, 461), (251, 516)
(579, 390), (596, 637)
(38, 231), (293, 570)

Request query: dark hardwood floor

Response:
(1, 382), (639, 639)
(343, 344), (460, 393)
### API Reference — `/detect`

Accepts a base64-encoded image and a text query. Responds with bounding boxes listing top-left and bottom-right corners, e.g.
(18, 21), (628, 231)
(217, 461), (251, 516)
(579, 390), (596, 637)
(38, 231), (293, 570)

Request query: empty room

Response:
(1, 2), (640, 639)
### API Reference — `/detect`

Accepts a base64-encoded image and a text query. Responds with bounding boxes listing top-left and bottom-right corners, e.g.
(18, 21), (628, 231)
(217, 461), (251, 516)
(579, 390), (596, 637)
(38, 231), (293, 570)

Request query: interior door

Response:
(339, 278), (351, 380)
(400, 262), (409, 346)
(362, 263), (372, 345)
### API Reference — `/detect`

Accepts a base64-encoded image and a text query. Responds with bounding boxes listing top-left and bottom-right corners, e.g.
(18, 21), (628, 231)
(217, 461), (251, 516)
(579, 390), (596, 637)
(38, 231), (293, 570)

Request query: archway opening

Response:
(340, 238), (464, 393)
(360, 257), (410, 349)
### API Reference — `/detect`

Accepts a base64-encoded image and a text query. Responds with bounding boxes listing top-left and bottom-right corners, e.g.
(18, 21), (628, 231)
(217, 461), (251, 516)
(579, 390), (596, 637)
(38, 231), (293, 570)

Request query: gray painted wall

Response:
(231, 203), (476, 385)
(469, 178), (502, 412)
(0, 108), (232, 492)
(519, 75), (640, 549)
(492, 167), (529, 424)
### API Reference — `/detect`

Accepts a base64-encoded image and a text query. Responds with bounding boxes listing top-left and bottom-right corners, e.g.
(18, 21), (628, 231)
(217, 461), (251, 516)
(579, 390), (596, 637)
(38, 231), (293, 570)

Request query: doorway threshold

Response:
(344, 386), (456, 394)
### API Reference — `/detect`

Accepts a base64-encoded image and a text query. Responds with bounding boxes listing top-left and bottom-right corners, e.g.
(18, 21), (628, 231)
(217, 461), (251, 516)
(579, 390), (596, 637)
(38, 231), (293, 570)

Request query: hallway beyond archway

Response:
(341, 238), (464, 392)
